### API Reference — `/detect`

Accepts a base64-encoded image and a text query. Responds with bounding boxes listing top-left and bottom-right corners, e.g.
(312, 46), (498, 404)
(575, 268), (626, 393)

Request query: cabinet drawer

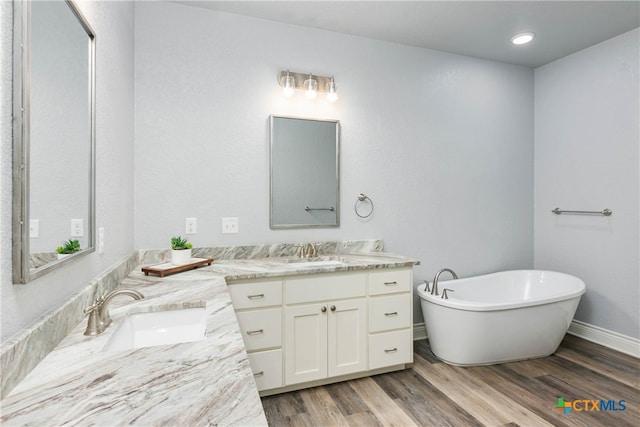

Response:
(236, 308), (282, 351)
(369, 329), (412, 369)
(228, 280), (282, 309)
(368, 269), (411, 295)
(248, 349), (283, 391)
(369, 294), (411, 332)
(285, 273), (366, 304)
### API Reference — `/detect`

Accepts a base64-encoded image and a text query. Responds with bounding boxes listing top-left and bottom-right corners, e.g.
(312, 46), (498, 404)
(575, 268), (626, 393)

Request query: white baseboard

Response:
(567, 320), (640, 358)
(413, 320), (639, 358)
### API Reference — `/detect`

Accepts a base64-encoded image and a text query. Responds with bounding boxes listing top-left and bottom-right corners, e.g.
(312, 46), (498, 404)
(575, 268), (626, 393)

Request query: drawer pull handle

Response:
(385, 348), (398, 353)
(246, 329), (264, 335)
(384, 281), (397, 286)
(384, 312), (398, 317)
(253, 371), (264, 377)
(247, 294), (265, 299)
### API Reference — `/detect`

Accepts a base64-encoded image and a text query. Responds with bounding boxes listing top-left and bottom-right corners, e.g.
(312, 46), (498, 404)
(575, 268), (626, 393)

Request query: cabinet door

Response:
(285, 303), (328, 385)
(328, 298), (368, 377)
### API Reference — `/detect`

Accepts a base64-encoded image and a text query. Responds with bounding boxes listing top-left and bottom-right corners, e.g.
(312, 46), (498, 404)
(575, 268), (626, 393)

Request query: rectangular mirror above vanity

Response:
(12, 0), (96, 283)
(269, 115), (340, 229)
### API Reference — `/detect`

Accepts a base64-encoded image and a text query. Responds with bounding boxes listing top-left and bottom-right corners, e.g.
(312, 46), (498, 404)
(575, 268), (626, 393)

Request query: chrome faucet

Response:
(431, 268), (458, 296)
(83, 289), (144, 336)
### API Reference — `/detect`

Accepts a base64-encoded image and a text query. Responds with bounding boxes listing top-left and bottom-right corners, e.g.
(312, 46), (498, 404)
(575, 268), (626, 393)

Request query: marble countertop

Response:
(0, 252), (418, 426)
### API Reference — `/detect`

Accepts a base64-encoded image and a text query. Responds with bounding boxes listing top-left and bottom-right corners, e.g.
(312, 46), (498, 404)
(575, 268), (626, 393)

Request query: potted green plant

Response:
(56, 239), (81, 259)
(170, 236), (193, 265)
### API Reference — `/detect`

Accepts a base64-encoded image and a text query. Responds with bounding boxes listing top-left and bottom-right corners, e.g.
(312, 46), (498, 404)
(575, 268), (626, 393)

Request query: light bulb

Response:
(326, 78), (338, 102)
(280, 72), (295, 97)
(304, 75), (318, 99)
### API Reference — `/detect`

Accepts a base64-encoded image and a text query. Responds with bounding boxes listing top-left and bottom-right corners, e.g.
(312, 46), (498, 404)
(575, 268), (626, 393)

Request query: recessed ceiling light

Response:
(511, 32), (535, 45)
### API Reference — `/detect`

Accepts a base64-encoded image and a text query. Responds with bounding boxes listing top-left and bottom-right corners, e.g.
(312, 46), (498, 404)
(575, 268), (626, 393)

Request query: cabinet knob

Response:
(330, 305), (336, 312)
(321, 306), (327, 313)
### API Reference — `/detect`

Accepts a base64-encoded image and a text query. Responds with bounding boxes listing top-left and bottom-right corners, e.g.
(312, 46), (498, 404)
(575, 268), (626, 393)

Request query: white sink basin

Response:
(103, 307), (207, 352)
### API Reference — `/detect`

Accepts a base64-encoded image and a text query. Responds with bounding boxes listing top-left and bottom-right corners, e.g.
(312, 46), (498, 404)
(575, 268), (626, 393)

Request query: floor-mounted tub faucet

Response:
(431, 268), (458, 296)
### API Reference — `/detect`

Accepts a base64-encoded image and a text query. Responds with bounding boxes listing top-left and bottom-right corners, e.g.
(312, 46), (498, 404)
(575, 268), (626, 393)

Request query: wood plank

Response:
(323, 382), (369, 416)
(347, 377), (418, 427)
(373, 369), (482, 427)
(412, 353), (555, 427)
(298, 386), (350, 426)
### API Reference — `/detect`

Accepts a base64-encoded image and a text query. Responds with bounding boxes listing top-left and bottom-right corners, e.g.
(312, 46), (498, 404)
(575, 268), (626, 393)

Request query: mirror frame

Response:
(269, 115), (340, 229)
(12, 0), (96, 284)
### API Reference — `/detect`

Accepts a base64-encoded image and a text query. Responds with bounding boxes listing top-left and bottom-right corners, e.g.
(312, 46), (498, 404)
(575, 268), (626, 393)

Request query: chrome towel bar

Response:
(551, 207), (612, 216)
(305, 206), (335, 212)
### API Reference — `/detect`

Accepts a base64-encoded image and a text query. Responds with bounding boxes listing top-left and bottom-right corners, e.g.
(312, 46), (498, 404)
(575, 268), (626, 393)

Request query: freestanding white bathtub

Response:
(417, 270), (585, 366)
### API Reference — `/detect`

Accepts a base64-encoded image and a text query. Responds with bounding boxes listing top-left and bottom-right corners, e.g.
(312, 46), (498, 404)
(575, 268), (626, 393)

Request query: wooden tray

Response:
(141, 257), (214, 277)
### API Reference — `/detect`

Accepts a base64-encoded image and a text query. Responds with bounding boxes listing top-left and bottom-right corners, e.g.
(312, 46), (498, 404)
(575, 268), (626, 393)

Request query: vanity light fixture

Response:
(278, 70), (339, 101)
(511, 32), (535, 45)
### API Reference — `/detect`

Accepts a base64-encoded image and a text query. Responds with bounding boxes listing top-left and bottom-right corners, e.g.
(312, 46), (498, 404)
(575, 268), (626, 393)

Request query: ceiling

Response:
(172, 1), (640, 68)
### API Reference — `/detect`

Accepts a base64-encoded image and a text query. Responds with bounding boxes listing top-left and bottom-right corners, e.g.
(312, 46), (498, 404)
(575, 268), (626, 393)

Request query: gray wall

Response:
(0, 0), (136, 342)
(534, 29), (640, 339)
(134, 2), (535, 324)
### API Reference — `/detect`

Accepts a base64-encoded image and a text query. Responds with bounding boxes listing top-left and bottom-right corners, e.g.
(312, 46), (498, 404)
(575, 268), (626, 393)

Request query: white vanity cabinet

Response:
(228, 266), (413, 395)
(228, 280), (284, 391)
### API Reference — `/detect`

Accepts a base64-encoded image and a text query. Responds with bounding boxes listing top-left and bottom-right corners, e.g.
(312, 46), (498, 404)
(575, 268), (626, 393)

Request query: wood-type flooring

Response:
(261, 335), (639, 426)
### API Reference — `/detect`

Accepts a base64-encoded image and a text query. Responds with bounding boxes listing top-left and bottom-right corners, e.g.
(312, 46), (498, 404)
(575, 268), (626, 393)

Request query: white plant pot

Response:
(57, 253), (71, 260)
(171, 249), (192, 265)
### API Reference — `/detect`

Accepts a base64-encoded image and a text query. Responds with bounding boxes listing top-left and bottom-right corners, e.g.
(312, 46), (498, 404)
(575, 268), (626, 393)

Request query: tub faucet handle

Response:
(442, 288), (454, 299)
(423, 280), (431, 293)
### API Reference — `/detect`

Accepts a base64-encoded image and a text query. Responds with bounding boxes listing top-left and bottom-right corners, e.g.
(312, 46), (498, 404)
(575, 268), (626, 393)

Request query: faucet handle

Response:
(423, 280), (431, 293)
(442, 288), (455, 299)
(83, 298), (102, 314)
(83, 298), (104, 336)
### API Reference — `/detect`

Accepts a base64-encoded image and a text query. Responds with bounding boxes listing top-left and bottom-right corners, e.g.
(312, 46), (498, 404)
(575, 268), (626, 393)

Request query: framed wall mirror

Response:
(12, 0), (96, 284)
(270, 115), (340, 229)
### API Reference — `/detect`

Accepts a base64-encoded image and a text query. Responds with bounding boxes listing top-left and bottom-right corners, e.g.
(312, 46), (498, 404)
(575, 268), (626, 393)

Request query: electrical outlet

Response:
(30, 219), (39, 238)
(222, 217), (239, 234)
(71, 219), (83, 237)
(185, 217), (197, 234)
(98, 227), (105, 254)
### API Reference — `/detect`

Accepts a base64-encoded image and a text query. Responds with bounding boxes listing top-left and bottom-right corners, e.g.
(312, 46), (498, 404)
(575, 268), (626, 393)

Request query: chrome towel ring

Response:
(355, 193), (374, 218)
